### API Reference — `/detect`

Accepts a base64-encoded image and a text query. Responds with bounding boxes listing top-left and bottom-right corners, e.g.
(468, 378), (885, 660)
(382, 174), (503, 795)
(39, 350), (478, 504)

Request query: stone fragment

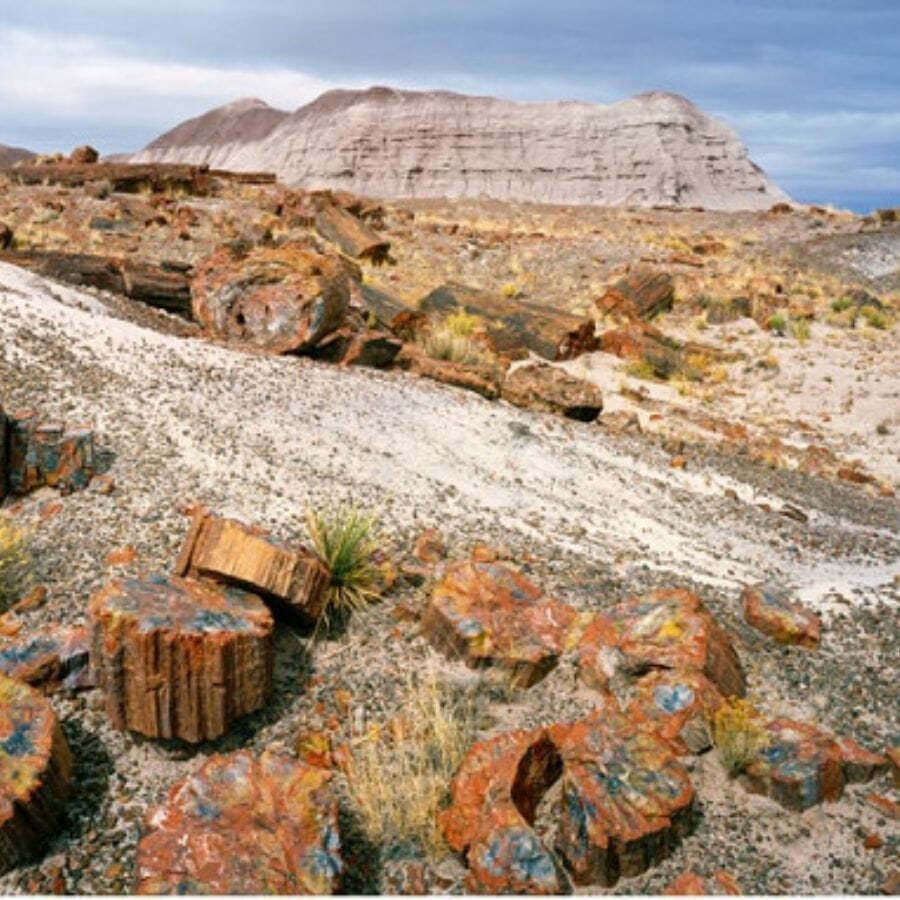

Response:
(599, 320), (684, 378)
(413, 528), (446, 565)
(742, 583), (821, 648)
(0, 673), (73, 874)
(423, 561), (576, 688)
(136, 750), (342, 894)
(397, 345), (502, 399)
(380, 858), (430, 895)
(307, 327), (402, 368)
(88, 574), (273, 742)
(626, 668), (724, 754)
(439, 728), (567, 894)
(6, 412), (94, 496)
(0, 627), (91, 692)
(743, 719), (888, 811)
(577, 588), (745, 699)
(502, 362), (603, 422)
(888, 746), (900, 788)
(550, 704), (694, 886)
(663, 870), (742, 895)
(69, 145), (99, 165)
(174, 508), (330, 625)
(865, 793), (900, 820)
(191, 243), (349, 354)
(596, 267), (675, 321)
(314, 202), (390, 263)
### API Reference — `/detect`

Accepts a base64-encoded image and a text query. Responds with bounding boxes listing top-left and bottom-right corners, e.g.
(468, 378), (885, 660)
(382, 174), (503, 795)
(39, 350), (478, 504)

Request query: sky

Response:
(1, 0), (898, 212)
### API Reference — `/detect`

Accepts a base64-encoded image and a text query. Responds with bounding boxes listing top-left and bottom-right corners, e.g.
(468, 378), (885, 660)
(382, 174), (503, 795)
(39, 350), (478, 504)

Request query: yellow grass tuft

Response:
(713, 697), (768, 777)
(0, 518), (34, 613)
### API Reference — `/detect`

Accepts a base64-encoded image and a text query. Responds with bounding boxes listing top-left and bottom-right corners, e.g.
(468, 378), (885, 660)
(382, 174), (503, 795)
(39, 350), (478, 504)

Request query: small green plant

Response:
(859, 305), (887, 330)
(713, 697), (768, 777)
(0, 518), (33, 613)
(831, 297), (854, 313)
(306, 507), (380, 626)
(766, 313), (787, 336)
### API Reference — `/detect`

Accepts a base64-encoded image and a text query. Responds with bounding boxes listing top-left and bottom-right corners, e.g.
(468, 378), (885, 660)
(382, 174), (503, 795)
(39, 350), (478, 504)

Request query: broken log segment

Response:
(136, 750), (342, 894)
(0, 627), (91, 693)
(88, 574), (273, 743)
(315, 203), (391, 264)
(174, 508), (331, 625)
(0, 673), (73, 874)
(596, 266), (675, 321)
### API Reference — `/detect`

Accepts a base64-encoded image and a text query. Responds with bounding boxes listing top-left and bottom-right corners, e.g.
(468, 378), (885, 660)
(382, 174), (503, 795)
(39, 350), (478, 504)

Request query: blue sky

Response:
(1, 0), (898, 211)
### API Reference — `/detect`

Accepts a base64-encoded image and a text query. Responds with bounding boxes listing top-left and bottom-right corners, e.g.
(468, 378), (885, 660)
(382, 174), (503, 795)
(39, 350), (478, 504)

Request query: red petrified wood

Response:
(88, 574), (273, 742)
(0, 626), (91, 693)
(578, 588), (745, 699)
(742, 583), (821, 648)
(136, 750), (342, 894)
(663, 870), (742, 895)
(439, 728), (566, 894)
(0, 673), (73, 873)
(423, 560), (576, 688)
(174, 508), (330, 625)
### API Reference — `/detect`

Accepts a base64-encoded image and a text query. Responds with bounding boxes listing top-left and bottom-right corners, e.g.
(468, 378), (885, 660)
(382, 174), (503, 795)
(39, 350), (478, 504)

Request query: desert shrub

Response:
(713, 697), (768, 777)
(791, 318), (811, 343)
(306, 507), (380, 627)
(859, 305), (887, 330)
(500, 282), (521, 299)
(343, 671), (477, 855)
(420, 324), (493, 368)
(442, 309), (481, 337)
(766, 313), (788, 336)
(0, 518), (34, 613)
(830, 297), (854, 313)
(623, 358), (659, 381)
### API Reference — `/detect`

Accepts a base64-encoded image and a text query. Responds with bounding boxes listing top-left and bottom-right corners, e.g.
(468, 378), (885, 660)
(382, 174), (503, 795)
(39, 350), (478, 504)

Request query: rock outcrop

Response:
(132, 87), (788, 210)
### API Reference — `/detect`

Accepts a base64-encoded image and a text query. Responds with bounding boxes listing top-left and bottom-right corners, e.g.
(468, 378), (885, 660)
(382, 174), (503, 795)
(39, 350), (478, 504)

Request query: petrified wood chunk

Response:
(136, 750), (342, 894)
(191, 243), (349, 354)
(577, 588), (745, 699)
(743, 718), (888, 811)
(549, 705), (694, 887)
(314, 203), (391, 264)
(395, 345), (502, 400)
(423, 561), (576, 688)
(0, 673), (73, 873)
(0, 626), (91, 693)
(88, 575), (273, 742)
(6, 412), (94, 495)
(174, 508), (330, 625)
(440, 728), (566, 894)
(596, 267), (675, 322)
(626, 668), (724, 755)
(502, 361), (603, 422)
(742, 583), (821, 648)
(663, 870), (742, 895)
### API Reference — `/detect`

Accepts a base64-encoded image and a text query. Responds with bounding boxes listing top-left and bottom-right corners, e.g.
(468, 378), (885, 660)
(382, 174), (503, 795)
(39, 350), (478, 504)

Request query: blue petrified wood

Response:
(136, 750), (342, 894)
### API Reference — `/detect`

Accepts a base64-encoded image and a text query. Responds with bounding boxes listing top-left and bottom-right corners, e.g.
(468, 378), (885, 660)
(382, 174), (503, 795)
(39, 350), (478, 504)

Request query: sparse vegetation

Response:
(791, 318), (811, 343)
(859, 305), (887, 330)
(500, 282), (521, 299)
(0, 517), (33, 613)
(343, 670), (478, 855)
(624, 358), (659, 381)
(713, 697), (768, 777)
(420, 322), (494, 367)
(443, 308), (482, 337)
(306, 507), (381, 627)
(831, 297), (854, 313)
(766, 313), (787, 336)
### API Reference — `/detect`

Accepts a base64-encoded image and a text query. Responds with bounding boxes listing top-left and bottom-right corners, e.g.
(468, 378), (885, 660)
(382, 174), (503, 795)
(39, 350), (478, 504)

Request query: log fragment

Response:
(315, 203), (390, 264)
(136, 750), (342, 894)
(6, 411), (94, 495)
(502, 361), (603, 421)
(0, 673), (73, 873)
(0, 627), (91, 693)
(88, 574), (273, 742)
(596, 267), (675, 321)
(174, 509), (330, 625)
(6, 162), (211, 195)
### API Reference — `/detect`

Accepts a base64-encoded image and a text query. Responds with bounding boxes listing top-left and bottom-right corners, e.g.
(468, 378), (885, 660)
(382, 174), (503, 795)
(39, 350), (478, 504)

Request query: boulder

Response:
(191, 243), (349, 354)
(577, 588), (745, 699)
(88, 574), (273, 742)
(423, 560), (577, 688)
(174, 508), (330, 625)
(743, 718), (888, 811)
(549, 703), (694, 886)
(439, 728), (566, 894)
(314, 202), (390, 264)
(742, 583), (821, 648)
(0, 626), (91, 692)
(0, 673), (73, 874)
(663, 870), (742, 895)
(502, 361), (603, 421)
(136, 750), (342, 894)
(69, 145), (99, 165)
(596, 267), (675, 321)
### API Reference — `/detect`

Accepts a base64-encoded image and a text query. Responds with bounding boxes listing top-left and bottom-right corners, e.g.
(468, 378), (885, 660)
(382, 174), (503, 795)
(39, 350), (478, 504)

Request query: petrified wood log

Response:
(0, 673), (73, 873)
(742, 583), (821, 648)
(88, 574), (273, 743)
(578, 588), (746, 699)
(596, 267), (675, 321)
(440, 728), (566, 894)
(136, 750), (342, 894)
(7, 162), (211, 195)
(315, 203), (390, 264)
(423, 561), (576, 688)
(0, 627), (91, 693)
(174, 508), (330, 625)
(549, 704), (694, 886)
(306, 327), (402, 369)
(6, 411), (94, 495)
(395, 345), (502, 400)
(743, 718), (888, 811)
(502, 361), (603, 422)
(191, 243), (349, 354)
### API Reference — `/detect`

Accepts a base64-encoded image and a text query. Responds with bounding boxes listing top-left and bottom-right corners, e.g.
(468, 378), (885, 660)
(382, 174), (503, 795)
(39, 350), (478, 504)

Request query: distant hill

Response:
(132, 86), (789, 210)
(0, 143), (36, 168)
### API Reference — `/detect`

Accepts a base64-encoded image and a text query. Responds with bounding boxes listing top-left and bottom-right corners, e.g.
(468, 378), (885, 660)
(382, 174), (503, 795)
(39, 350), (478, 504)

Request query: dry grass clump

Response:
(713, 697), (768, 777)
(419, 313), (495, 368)
(0, 517), (33, 613)
(343, 671), (478, 856)
(306, 507), (381, 627)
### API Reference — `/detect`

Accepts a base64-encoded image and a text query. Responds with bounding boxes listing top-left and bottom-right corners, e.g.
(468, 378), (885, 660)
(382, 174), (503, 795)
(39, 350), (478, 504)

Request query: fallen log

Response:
(315, 203), (391, 264)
